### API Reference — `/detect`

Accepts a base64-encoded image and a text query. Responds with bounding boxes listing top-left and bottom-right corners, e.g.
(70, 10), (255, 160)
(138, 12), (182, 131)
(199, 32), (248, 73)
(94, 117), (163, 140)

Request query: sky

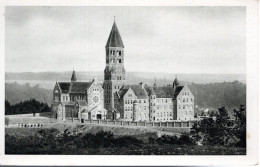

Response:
(5, 6), (246, 74)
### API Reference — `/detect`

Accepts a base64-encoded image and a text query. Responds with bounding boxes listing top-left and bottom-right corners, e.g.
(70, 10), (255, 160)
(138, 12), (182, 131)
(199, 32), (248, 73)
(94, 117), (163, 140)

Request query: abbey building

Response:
(51, 20), (195, 122)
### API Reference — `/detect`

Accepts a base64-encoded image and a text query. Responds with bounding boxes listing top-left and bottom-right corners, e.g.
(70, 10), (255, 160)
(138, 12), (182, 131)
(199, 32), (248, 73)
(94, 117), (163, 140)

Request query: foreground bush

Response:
(5, 129), (245, 155)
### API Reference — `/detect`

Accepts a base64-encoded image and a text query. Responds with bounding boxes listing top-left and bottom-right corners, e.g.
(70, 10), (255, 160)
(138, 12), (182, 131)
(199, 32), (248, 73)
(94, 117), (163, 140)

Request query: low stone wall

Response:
(80, 119), (195, 129)
(5, 116), (56, 125)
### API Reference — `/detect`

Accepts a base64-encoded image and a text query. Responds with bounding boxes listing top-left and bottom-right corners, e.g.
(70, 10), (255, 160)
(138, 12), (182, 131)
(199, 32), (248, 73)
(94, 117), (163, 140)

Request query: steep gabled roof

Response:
(146, 86), (175, 98)
(174, 86), (184, 97)
(117, 86), (130, 98)
(58, 82), (71, 93)
(70, 82), (92, 93)
(120, 85), (148, 99)
(106, 21), (124, 48)
(145, 87), (156, 96)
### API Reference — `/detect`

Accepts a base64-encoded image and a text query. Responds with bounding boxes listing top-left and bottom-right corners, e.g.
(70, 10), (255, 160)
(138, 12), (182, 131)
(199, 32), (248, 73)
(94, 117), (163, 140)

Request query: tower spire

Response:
(105, 18), (124, 48)
(71, 68), (77, 83)
(153, 77), (157, 87)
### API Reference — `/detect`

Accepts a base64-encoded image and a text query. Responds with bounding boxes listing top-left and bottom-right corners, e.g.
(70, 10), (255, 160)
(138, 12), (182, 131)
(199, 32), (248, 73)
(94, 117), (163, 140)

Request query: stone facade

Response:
(51, 73), (107, 122)
(103, 21), (126, 119)
(52, 19), (195, 122)
(104, 20), (195, 122)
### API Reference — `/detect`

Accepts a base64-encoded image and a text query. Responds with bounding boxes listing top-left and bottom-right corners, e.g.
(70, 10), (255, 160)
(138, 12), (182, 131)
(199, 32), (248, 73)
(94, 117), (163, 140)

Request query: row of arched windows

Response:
(108, 50), (123, 56)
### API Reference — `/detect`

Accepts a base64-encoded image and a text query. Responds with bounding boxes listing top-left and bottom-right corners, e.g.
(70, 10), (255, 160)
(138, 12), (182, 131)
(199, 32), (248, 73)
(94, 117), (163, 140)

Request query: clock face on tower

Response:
(92, 95), (100, 105)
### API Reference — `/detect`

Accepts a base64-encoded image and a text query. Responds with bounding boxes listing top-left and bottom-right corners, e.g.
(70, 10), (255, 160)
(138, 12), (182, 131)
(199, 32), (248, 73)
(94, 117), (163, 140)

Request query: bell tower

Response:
(103, 18), (126, 119)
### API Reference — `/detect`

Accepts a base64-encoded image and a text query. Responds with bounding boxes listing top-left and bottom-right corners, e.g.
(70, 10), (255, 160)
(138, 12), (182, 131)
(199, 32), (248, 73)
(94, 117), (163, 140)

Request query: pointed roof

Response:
(174, 75), (179, 86)
(57, 82), (71, 93)
(106, 20), (124, 48)
(119, 84), (148, 99)
(174, 86), (184, 97)
(71, 70), (77, 82)
(145, 86), (175, 98)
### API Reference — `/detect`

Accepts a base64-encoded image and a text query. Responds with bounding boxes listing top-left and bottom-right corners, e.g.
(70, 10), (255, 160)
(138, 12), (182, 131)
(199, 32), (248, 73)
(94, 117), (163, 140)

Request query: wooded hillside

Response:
(5, 81), (246, 111)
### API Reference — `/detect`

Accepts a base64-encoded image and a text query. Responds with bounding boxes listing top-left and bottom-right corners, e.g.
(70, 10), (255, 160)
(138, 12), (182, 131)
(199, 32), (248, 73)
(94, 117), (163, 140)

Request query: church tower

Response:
(103, 19), (126, 119)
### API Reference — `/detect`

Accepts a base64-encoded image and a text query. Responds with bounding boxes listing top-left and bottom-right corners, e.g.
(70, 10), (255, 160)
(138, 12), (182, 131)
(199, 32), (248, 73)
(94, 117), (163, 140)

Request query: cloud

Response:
(5, 6), (246, 74)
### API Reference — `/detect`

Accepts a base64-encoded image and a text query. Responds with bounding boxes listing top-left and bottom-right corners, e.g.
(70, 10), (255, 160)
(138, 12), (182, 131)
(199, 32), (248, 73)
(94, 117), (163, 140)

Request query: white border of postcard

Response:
(0, 0), (258, 166)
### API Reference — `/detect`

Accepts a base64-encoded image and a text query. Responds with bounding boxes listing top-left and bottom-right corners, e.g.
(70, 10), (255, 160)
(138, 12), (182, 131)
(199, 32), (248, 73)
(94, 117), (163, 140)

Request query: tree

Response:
(5, 98), (51, 115)
(233, 105), (246, 147)
(191, 107), (234, 146)
(5, 100), (12, 115)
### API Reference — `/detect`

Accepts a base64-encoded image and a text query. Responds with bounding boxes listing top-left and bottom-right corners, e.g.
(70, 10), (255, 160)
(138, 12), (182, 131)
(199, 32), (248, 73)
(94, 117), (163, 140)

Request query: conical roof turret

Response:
(106, 19), (124, 48)
(71, 69), (77, 83)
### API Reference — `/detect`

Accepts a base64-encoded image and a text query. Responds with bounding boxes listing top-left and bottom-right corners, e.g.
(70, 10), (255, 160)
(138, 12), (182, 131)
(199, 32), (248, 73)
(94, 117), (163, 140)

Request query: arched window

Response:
(119, 51), (121, 56)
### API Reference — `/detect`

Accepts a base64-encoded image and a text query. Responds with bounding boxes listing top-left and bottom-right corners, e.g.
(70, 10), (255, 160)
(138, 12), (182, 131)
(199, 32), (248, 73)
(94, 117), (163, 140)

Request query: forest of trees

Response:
(5, 99), (51, 115)
(189, 81), (246, 110)
(5, 82), (53, 105)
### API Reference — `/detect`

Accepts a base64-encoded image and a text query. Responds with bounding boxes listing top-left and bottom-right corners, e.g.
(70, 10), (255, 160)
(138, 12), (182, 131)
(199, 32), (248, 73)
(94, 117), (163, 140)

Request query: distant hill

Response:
(5, 82), (53, 105)
(6, 71), (246, 85)
(189, 81), (246, 110)
(5, 81), (246, 112)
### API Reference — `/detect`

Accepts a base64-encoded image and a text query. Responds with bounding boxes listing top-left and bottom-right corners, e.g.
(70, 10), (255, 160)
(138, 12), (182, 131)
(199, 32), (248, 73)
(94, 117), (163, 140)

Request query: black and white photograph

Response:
(0, 1), (259, 166)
